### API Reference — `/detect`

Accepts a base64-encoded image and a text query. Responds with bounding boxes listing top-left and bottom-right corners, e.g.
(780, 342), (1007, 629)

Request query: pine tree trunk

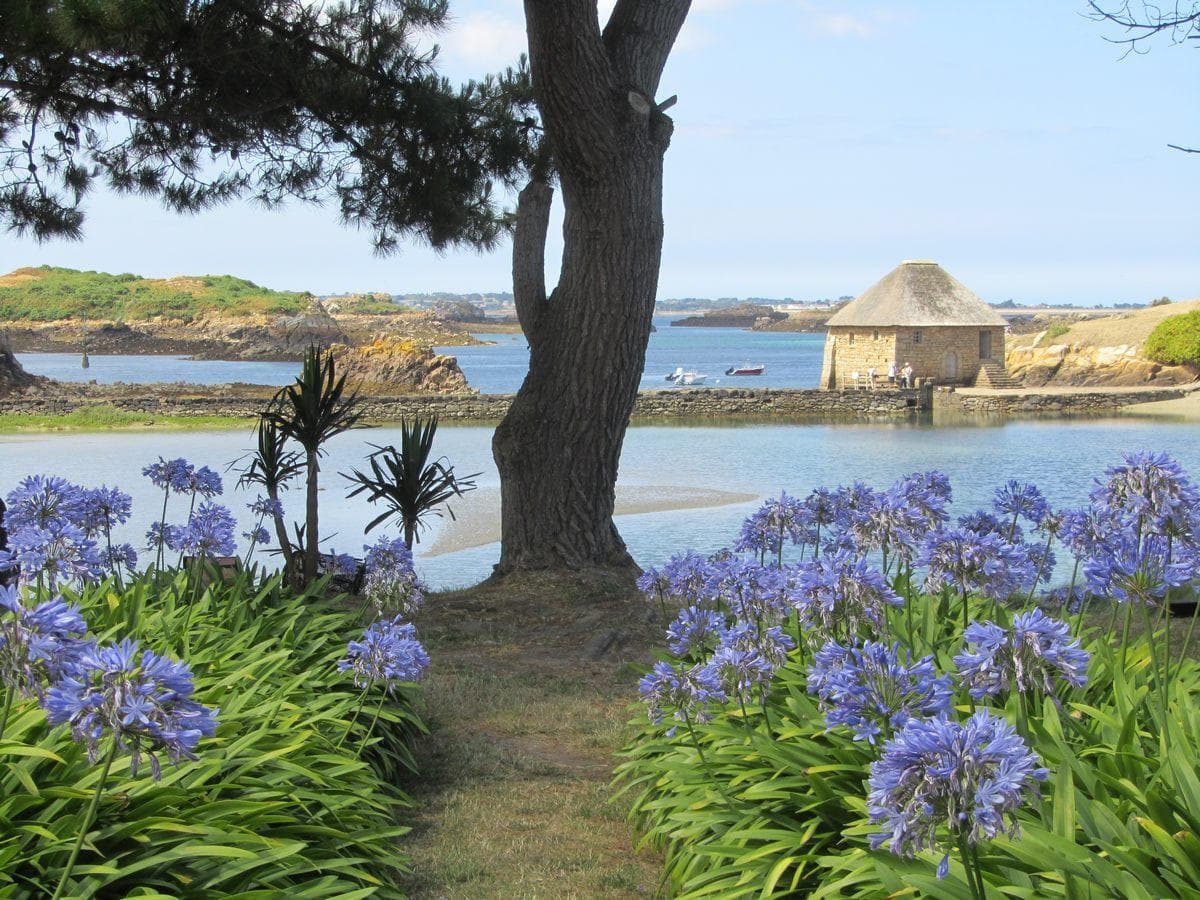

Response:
(492, 0), (690, 577)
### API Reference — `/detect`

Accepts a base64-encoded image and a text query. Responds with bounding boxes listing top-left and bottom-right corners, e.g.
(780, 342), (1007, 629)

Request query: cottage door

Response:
(943, 351), (959, 380)
(979, 330), (992, 360)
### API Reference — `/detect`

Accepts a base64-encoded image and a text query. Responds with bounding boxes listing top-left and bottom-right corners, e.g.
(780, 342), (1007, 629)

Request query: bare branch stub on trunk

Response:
(492, 0), (692, 578)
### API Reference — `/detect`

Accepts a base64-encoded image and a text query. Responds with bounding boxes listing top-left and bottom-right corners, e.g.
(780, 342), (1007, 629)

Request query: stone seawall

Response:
(0, 387), (927, 422)
(935, 386), (1194, 416)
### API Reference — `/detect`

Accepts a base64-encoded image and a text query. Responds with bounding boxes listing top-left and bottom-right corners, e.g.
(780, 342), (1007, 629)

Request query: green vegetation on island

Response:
(0, 266), (310, 322)
(1145, 309), (1200, 367)
(0, 404), (251, 432)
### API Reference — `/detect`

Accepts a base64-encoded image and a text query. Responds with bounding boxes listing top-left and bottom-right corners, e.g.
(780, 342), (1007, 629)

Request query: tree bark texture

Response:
(304, 450), (320, 583)
(492, 0), (691, 575)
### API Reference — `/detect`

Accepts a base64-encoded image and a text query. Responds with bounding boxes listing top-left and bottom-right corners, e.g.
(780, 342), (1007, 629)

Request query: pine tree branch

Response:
(602, 0), (693, 99)
(511, 178), (553, 340)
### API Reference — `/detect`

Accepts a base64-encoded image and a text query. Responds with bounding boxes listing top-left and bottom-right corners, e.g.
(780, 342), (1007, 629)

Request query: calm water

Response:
(16, 352), (301, 386)
(441, 316), (826, 393)
(15, 316), (825, 391)
(2, 416), (1196, 590)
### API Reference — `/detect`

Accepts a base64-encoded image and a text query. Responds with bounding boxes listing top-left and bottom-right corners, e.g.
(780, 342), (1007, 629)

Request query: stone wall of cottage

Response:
(821, 325), (1007, 389)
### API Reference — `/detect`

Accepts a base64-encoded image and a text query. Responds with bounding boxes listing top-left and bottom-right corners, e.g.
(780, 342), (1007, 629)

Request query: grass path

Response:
(397, 575), (664, 898)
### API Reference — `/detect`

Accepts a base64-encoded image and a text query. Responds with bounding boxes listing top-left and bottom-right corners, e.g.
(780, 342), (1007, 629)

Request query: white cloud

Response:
(440, 11), (527, 68)
(797, 4), (904, 39)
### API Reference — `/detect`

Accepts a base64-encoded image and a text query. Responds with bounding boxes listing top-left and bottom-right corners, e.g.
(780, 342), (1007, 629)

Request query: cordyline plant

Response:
(344, 415), (478, 549)
(235, 415), (304, 574)
(265, 347), (361, 584)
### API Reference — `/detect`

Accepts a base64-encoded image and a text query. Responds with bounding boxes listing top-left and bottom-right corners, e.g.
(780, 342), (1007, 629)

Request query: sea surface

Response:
(15, 316), (826, 391)
(2, 416), (1196, 590)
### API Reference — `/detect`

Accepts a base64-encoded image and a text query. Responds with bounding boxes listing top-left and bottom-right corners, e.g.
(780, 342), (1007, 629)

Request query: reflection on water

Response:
(3, 416), (1199, 590)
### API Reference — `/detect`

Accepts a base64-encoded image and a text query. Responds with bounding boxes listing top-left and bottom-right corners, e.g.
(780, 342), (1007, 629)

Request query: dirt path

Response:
(397, 573), (665, 898)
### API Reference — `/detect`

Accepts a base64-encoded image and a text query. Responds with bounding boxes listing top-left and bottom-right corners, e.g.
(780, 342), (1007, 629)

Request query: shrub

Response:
(618, 455), (1200, 898)
(1145, 310), (1200, 366)
(1, 569), (425, 897)
(1039, 322), (1070, 344)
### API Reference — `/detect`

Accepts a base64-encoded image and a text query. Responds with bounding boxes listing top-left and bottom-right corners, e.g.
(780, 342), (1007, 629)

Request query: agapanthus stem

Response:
(683, 712), (735, 813)
(359, 691), (389, 756)
(956, 830), (983, 900)
(339, 684), (372, 748)
(155, 487), (170, 572)
(1025, 532), (1054, 606)
(52, 742), (118, 900)
(0, 684), (14, 743)
(1141, 600), (1170, 748)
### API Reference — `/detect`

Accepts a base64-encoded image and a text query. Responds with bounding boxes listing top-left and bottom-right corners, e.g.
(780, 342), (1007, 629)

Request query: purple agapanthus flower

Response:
(1083, 533), (1194, 605)
(958, 510), (1014, 541)
(868, 710), (1047, 878)
(808, 641), (952, 744)
(360, 536), (423, 618)
(918, 528), (1036, 601)
(145, 522), (184, 555)
(5, 475), (83, 531)
(249, 496), (284, 520)
(142, 457), (194, 493)
(703, 642), (774, 706)
(44, 638), (218, 779)
(75, 486), (133, 538)
(364, 535), (413, 574)
(243, 526), (271, 547)
(789, 550), (902, 644)
(177, 503), (237, 559)
(892, 471), (952, 534)
(338, 616), (429, 692)
(1, 521), (104, 588)
(0, 585), (91, 699)
(701, 557), (787, 624)
(993, 480), (1050, 530)
(103, 543), (139, 573)
(662, 552), (713, 604)
(734, 491), (815, 557)
(183, 466), (223, 499)
(638, 659), (726, 733)
(954, 608), (1090, 702)
(666, 605), (726, 658)
(1092, 450), (1199, 538)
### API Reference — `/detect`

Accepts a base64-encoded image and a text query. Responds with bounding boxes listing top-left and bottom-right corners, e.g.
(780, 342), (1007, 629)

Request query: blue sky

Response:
(4, 1), (1197, 304)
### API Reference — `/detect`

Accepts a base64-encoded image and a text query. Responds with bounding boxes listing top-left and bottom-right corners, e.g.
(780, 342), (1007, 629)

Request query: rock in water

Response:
(0, 338), (47, 397)
(332, 336), (472, 394)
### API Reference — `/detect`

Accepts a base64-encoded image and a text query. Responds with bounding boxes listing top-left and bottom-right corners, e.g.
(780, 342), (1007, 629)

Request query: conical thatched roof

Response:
(827, 260), (1006, 328)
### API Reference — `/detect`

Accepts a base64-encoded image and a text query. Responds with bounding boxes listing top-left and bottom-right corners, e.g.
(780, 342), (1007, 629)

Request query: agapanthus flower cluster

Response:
(704, 642), (774, 706)
(360, 536), (424, 618)
(918, 528), (1036, 601)
(808, 641), (952, 744)
(1083, 533), (1194, 605)
(638, 659), (726, 733)
(847, 487), (928, 562)
(142, 457), (195, 493)
(867, 711), (1047, 879)
(176, 503), (237, 559)
(249, 496), (285, 520)
(734, 492), (815, 558)
(993, 480), (1050, 533)
(183, 466), (223, 499)
(75, 486), (133, 538)
(954, 609), (1089, 702)
(666, 605), (725, 657)
(790, 550), (902, 644)
(0, 585), (91, 699)
(0, 521), (103, 588)
(5, 475), (82, 530)
(891, 471), (952, 534)
(45, 639), (219, 779)
(243, 526), (271, 548)
(1092, 449), (1200, 538)
(702, 557), (787, 624)
(338, 616), (429, 692)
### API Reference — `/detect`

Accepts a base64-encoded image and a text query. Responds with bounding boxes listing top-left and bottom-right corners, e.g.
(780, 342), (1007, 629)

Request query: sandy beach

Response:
(1122, 389), (1200, 423)
(423, 484), (758, 556)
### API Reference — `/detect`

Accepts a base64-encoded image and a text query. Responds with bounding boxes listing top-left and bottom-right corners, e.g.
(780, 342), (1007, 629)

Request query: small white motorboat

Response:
(665, 366), (684, 382)
(678, 371), (707, 386)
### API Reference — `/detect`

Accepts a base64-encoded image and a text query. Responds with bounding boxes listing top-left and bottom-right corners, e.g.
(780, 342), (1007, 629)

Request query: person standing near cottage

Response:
(867, 366), (877, 389)
(901, 362), (914, 388)
(887, 361), (896, 386)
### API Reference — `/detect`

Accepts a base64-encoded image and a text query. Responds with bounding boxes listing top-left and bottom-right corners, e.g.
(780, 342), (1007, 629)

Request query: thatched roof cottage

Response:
(819, 260), (1010, 389)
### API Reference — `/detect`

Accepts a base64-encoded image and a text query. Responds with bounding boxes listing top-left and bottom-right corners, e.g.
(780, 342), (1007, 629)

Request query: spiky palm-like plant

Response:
(235, 415), (304, 568)
(344, 416), (478, 549)
(266, 347), (361, 584)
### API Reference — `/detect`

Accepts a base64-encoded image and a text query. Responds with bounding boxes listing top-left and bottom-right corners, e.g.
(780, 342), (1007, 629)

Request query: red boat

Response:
(725, 363), (765, 376)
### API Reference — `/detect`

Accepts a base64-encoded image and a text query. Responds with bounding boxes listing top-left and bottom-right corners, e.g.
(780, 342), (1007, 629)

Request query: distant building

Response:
(819, 260), (1010, 390)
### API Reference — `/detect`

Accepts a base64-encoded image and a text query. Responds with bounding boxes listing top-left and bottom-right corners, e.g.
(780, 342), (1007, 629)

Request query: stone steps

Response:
(974, 361), (1020, 389)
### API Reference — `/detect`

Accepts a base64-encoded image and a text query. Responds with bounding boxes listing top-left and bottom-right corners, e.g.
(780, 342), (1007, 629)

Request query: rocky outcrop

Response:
(332, 336), (472, 395)
(432, 299), (487, 323)
(1007, 340), (1197, 387)
(672, 303), (788, 329)
(0, 339), (48, 397)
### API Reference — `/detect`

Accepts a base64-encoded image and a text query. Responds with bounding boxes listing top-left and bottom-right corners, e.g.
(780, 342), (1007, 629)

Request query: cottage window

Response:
(912, 330), (923, 344)
(873, 330), (880, 341)
(848, 332), (855, 345)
